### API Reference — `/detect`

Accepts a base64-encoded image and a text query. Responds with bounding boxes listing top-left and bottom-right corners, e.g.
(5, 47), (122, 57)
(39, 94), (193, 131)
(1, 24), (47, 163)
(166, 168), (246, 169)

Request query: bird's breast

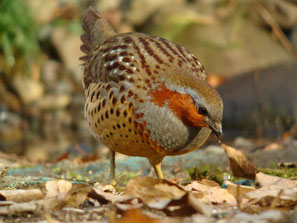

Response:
(134, 100), (211, 153)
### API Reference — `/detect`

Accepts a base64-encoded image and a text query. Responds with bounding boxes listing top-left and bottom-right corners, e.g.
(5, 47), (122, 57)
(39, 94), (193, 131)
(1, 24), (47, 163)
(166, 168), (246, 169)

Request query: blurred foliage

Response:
(0, 0), (40, 75)
(188, 165), (226, 185)
(260, 168), (297, 179)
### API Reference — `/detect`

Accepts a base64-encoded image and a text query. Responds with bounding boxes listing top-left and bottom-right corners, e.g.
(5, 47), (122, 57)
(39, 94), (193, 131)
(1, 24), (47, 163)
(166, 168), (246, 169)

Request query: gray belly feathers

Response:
(136, 102), (211, 151)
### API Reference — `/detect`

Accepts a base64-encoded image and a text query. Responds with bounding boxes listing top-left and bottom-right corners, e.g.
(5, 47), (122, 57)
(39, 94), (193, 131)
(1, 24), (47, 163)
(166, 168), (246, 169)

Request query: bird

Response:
(80, 7), (223, 180)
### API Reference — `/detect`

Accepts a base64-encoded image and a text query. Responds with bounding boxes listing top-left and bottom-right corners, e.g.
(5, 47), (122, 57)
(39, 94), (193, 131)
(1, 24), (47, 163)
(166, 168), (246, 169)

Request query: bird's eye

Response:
(198, 106), (208, 115)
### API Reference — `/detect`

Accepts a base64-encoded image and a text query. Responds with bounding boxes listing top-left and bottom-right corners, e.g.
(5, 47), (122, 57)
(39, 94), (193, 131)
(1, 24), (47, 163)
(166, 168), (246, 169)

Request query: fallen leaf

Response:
(0, 197), (60, 214)
(46, 180), (91, 209)
(124, 177), (186, 204)
(221, 144), (258, 179)
(224, 180), (256, 199)
(123, 177), (212, 216)
(245, 185), (297, 207)
(55, 153), (69, 162)
(185, 181), (236, 204)
(109, 208), (161, 223)
(278, 162), (297, 168)
(234, 210), (286, 222)
(198, 179), (220, 187)
(81, 154), (98, 163)
(60, 184), (92, 209)
(114, 197), (144, 211)
(46, 180), (73, 199)
(89, 184), (124, 205)
(0, 189), (44, 203)
(163, 192), (212, 217)
(255, 172), (297, 188)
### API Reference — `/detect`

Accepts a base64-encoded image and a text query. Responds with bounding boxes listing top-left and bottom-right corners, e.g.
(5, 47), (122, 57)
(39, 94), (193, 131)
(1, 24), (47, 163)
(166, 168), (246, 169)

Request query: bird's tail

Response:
(79, 7), (116, 63)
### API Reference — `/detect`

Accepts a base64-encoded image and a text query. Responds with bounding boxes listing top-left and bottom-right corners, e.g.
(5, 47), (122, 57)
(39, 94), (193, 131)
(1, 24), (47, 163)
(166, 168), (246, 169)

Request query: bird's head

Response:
(149, 75), (223, 142)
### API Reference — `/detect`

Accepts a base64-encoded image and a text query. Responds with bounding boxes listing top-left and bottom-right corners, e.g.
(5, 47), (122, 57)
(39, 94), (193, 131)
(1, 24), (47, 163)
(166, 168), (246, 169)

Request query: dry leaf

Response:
(185, 181), (236, 204)
(109, 208), (161, 223)
(60, 184), (91, 208)
(163, 192), (212, 217)
(199, 187), (236, 204)
(255, 172), (297, 188)
(221, 144), (258, 179)
(114, 197), (144, 211)
(46, 180), (91, 209)
(278, 162), (297, 168)
(0, 189), (44, 202)
(198, 179), (220, 187)
(245, 185), (297, 207)
(224, 180), (256, 199)
(124, 177), (186, 204)
(89, 184), (124, 205)
(0, 197), (60, 214)
(46, 180), (73, 199)
(123, 177), (212, 216)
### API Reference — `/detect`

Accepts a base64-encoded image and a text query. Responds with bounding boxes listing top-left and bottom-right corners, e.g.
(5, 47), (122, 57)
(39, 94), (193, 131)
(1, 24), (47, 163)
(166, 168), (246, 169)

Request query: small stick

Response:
(236, 184), (242, 210)
(0, 167), (9, 178)
(254, 0), (297, 58)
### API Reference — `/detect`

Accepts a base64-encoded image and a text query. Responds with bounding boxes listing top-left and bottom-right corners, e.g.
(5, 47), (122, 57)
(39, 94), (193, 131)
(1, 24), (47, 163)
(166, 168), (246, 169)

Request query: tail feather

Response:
(80, 7), (116, 62)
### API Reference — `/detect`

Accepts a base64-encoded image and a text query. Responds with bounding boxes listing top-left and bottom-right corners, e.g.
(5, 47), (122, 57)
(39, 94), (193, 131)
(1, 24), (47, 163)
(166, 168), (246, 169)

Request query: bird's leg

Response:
(149, 156), (164, 179)
(153, 163), (163, 179)
(110, 150), (116, 182)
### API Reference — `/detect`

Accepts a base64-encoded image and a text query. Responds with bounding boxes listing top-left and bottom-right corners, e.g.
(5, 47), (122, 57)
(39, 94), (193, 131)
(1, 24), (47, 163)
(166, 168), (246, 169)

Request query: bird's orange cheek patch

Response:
(149, 83), (173, 107)
(149, 84), (207, 128)
(168, 94), (207, 127)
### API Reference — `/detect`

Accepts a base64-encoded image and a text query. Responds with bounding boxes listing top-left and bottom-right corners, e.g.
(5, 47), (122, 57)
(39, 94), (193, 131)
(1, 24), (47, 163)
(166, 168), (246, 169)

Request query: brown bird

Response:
(80, 7), (223, 179)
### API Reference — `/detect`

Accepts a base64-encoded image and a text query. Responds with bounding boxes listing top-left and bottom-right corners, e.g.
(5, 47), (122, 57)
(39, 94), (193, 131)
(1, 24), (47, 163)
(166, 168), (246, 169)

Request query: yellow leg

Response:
(110, 150), (116, 183)
(149, 155), (165, 179)
(153, 163), (164, 179)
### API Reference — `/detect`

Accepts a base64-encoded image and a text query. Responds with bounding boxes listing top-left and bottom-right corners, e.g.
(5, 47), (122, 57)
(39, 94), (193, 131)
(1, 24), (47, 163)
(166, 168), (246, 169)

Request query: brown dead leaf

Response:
(224, 180), (256, 199)
(0, 194), (68, 215)
(187, 181), (236, 204)
(255, 172), (297, 188)
(0, 189), (44, 203)
(123, 177), (212, 216)
(45, 180), (91, 209)
(124, 177), (186, 204)
(221, 144), (258, 179)
(278, 162), (297, 169)
(61, 184), (91, 209)
(114, 197), (144, 211)
(198, 179), (220, 187)
(89, 184), (124, 205)
(46, 180), (73, 199)
(109, 208), (161, 223)
(245, 185), (297, 208)
(55, 152), (69, 162)
(163, 192), (212, 217)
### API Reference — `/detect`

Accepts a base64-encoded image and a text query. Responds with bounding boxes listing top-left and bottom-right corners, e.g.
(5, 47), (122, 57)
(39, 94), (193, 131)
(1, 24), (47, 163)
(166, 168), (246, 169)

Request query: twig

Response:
(0, 167), (9, 178)
(254, 0), (297, 58)
(236, 184), (242, 210)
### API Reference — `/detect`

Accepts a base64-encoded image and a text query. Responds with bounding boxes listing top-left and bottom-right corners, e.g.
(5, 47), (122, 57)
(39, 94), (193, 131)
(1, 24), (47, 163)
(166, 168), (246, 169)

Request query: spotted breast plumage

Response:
(80, 7), (223, 179)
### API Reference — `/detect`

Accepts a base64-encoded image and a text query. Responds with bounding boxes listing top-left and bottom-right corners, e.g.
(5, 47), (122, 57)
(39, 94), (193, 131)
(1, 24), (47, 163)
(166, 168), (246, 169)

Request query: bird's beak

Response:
(204, 118), (223, 143)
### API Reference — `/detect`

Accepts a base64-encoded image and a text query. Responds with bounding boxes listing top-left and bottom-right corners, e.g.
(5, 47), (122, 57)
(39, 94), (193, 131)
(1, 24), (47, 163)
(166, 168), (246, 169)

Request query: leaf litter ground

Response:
(0, 144), (297, 222)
